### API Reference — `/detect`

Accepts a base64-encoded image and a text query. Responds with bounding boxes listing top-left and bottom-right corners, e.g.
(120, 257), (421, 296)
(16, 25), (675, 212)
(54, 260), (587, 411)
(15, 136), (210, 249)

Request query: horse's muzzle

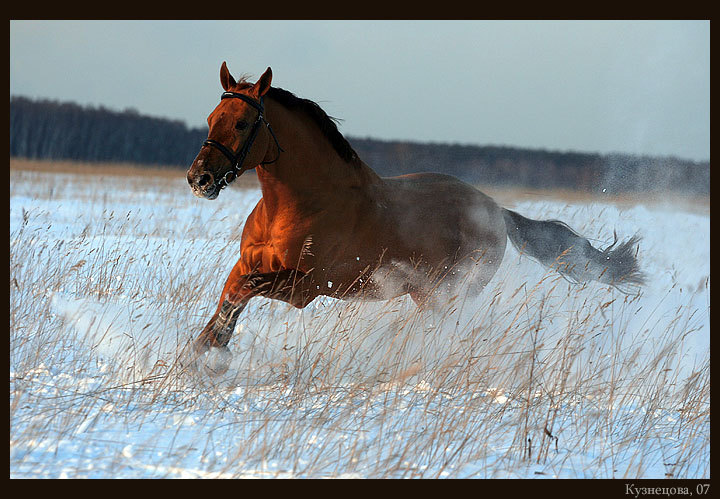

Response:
(187, 169), (219, 199)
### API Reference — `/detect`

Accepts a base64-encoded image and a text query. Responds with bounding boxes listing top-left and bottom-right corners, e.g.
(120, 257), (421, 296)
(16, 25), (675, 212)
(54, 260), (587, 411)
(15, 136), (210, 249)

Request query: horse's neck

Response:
(256, 101), (381, 212)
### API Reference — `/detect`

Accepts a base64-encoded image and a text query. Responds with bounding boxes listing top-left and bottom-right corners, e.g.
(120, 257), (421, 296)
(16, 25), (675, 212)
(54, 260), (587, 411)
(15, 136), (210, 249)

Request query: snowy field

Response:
(9, 166), (709, 479)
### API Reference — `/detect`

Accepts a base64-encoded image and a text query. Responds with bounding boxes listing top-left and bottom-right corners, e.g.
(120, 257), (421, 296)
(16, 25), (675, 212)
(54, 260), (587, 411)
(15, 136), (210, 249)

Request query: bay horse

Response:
(185, 63), (644, 372)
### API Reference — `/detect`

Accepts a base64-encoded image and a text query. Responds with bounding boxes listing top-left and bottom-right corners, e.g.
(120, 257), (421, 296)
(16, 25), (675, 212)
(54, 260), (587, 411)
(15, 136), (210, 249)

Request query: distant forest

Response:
(10, 96), (709, 195)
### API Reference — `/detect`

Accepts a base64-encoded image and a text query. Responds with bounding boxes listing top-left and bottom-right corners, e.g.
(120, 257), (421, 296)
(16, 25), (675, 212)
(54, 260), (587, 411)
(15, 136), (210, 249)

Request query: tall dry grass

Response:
(10, 157), (262, 188)
(9, 162), (709, 478)
(11, 157), (708, 213)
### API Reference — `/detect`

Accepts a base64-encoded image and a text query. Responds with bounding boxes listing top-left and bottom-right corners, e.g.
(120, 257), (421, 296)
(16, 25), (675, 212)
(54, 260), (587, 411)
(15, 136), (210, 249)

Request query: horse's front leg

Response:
(187, 267), (313, 374)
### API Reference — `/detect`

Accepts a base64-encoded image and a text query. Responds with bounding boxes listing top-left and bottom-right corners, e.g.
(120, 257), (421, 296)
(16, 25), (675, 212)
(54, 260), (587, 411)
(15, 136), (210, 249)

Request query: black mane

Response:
(266, 86), (360, 165)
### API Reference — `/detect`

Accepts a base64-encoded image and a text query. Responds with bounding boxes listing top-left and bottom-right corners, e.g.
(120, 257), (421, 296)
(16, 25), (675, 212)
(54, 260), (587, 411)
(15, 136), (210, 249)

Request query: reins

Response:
(201, 91), (284, 189)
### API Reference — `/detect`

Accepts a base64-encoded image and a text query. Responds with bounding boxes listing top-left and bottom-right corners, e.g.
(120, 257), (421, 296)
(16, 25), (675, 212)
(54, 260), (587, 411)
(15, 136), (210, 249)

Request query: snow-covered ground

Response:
(9, 167), (709, 478)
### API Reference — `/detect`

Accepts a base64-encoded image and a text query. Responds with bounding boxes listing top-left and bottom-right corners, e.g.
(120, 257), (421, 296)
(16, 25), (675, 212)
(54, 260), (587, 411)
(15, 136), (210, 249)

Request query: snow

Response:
(9, 168), (709, 478)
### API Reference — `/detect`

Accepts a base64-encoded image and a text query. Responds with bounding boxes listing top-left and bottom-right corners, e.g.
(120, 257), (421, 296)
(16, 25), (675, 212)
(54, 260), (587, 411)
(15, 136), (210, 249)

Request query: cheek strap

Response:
(200, 93), (284, 188)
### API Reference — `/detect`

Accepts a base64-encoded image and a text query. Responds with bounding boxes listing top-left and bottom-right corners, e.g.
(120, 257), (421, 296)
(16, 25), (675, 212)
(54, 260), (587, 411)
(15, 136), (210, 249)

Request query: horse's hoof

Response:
(205, 346), (233, 376)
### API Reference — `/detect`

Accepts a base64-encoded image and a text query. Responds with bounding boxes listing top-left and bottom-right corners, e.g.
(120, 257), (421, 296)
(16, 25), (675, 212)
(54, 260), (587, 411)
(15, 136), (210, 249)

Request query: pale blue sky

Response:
(10, 20), (709, 161)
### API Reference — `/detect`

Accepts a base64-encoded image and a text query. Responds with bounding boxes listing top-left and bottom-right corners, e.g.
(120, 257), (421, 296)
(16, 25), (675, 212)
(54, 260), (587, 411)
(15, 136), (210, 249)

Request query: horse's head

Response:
(187, 62), (275, 199)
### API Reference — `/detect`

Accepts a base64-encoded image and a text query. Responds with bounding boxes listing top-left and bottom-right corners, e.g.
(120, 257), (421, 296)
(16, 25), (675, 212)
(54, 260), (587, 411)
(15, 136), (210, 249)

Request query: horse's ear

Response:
(220, 61), (236, 91)
(252, 67), (273, 98)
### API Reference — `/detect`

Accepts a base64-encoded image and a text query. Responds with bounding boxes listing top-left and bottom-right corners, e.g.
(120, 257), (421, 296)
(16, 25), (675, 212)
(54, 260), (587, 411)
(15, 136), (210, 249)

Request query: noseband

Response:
(201, 91), (284, 189)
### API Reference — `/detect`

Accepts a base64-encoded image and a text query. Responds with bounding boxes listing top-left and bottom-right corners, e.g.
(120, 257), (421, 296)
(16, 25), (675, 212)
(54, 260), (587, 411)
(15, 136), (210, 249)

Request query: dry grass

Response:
(10, 157), (262, 188)
(9, 162), (710, 478)
(11, 158), (708, 213)
(480, 184), (709, 216)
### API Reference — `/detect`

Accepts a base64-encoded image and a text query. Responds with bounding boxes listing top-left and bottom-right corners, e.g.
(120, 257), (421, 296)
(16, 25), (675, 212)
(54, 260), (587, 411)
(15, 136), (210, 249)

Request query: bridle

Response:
(201, 91), (284, 189)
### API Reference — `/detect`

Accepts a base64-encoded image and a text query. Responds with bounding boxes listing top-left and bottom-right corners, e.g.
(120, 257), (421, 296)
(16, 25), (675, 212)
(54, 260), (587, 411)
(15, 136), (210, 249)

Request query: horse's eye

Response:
(235, 120), (248, 131)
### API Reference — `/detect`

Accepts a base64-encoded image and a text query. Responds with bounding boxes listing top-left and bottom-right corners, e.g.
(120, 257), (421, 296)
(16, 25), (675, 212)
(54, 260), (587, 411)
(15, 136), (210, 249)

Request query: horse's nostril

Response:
(198, 174), (212, 187)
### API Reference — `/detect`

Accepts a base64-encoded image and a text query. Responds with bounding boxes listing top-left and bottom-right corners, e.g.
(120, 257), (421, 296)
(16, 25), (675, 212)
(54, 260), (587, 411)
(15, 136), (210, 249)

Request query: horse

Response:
(185, 63), (644, 373)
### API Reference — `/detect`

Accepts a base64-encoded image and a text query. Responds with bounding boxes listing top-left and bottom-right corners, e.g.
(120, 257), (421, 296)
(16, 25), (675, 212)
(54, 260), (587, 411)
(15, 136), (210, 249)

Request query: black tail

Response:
(502, 208), (645, 293)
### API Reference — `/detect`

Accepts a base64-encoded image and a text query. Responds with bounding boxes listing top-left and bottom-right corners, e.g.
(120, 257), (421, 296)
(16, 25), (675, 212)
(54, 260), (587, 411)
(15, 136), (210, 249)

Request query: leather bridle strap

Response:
(201, 92), (284, 188)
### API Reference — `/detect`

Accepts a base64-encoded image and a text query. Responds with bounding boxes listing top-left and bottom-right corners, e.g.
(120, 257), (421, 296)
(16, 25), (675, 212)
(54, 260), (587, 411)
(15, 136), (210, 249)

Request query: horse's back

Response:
(376, 172), (507, 271)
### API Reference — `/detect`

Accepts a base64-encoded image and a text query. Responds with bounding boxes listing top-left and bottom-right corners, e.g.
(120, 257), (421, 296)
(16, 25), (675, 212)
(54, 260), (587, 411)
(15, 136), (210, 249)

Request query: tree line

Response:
(10, 95), (709, 195)
(10, 96), (206, 167)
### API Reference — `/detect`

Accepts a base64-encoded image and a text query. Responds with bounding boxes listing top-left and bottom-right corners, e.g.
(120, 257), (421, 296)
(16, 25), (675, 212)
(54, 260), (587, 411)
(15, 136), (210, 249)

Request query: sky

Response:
(10, 20), (710, 162)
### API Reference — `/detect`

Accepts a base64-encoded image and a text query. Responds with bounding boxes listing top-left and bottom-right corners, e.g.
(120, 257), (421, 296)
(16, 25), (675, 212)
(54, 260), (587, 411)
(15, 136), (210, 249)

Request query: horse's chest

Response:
(240, 209), (315, 272)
